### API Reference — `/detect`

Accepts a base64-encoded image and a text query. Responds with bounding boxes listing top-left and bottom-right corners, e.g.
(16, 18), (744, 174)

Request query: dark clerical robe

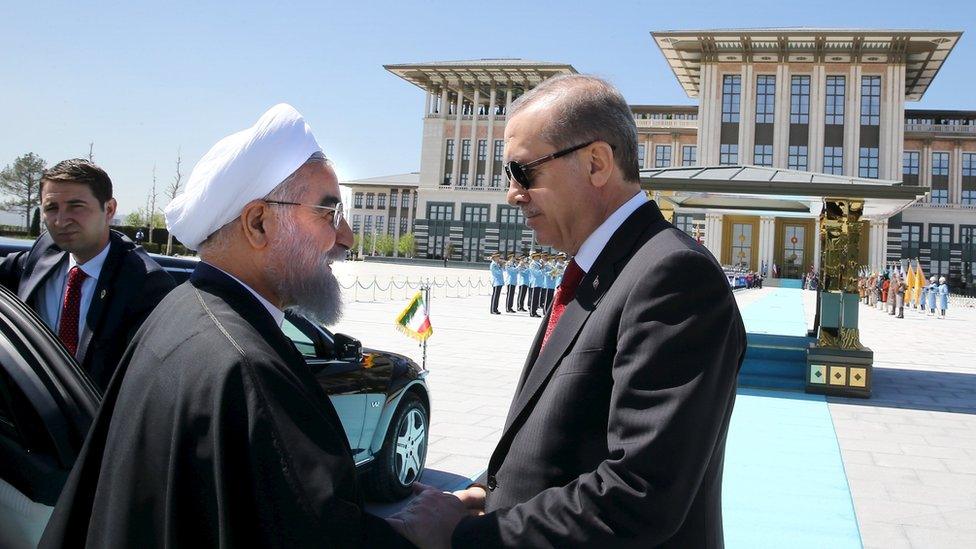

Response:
(40, 263), (407, 548)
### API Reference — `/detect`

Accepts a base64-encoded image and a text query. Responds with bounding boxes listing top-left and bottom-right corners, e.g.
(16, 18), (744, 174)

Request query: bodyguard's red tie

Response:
(58, 266), (87, 357)
(541, 259), (584, 349)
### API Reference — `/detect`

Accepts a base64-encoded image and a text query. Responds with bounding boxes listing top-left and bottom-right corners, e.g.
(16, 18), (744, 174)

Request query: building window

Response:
(682, 145), (697, 166)
(461, 139), (471, 161)
(446, 139), (455, 160)
(962, 153), (976, 205)
(426, 203), (454, 221)
(721, 75), (741, 123)
(788, 145), (808, 171)
(365, 193), (375, 208)
(459, 173), (469, 187)
(755, 75), (776, 124)
(377, 194), (386, 209)
(720, 143), (738, 166)
(825, 76), (845, 125)
(462, 204), (489, 223)
(858, 147), (879, 179)
(860, 76), (881, 126)
(491, 173), (503, 189)
(789, 75), (810, 124)
(655, 145), (672, 168)
(390, 190), (398, 207)
(637, 144), (646, 168)
(931, 152), (950, 204)
(376, 216), (384, 235)
(364, 215), (373, 235)
(353, 192), (363, 208)
(400, 217), (409, 235)
(493, 139), (504, 161)
(401, 191), (411, 208)
(824, 146), (844, 175)
(901, 223), (922, 259)
(929, 224), (952, 276)
(498, 205), (524, 225)
(903, 151), (920, 176)
(475, 174), (485, 188)
(754, 144), (773, 167)
(352, 214), (361, 233)
(477, 140), (487, 161)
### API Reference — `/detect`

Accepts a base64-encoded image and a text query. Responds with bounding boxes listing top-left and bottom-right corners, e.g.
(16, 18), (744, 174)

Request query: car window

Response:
(282, 318), (317, 357)
(0, 366), (55, 457)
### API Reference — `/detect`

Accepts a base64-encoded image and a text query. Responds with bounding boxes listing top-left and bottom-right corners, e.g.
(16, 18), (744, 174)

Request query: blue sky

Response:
(1, 0), (973, 217)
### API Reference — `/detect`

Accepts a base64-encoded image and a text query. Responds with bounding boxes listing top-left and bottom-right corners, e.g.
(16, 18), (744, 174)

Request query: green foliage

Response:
(374, 234), (395, 256)
(397, 232), (415, 257)
(124, 208), (165, 229)
(0, 153), (46, 230)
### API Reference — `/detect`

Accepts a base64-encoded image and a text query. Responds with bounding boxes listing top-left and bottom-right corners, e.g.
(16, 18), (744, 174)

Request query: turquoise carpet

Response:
(724, 290), (862, 548)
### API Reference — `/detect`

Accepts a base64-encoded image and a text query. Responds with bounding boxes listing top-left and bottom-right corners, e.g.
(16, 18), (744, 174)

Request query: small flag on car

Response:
(395, 291), (433, 341)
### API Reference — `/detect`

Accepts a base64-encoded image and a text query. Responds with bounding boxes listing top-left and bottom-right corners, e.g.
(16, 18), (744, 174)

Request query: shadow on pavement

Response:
(826, 367), (976, 414)
(364, 468), (473, 517)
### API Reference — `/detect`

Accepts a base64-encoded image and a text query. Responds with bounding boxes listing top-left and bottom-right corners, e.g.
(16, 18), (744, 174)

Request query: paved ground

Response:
(334, 259), (976, 547)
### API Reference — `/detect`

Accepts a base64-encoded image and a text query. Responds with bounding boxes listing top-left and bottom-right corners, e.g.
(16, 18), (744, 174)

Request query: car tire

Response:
(363, 391), (428, 502)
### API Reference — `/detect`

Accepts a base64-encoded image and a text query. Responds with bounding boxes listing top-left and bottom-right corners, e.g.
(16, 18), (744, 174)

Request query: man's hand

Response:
(451, 485), (486, 517)
(386, 483), (468, 549)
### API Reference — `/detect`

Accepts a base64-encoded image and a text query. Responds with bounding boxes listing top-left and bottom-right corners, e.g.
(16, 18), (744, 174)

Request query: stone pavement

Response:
(334, 260), (976, 546)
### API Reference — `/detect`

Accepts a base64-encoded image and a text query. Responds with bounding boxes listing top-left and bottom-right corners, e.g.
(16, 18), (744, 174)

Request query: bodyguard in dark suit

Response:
(395, 75), (746, 548)
(0, 159), (175, 391)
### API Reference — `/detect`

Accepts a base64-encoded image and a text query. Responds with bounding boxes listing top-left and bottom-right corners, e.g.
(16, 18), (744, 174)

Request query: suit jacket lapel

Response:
(78, 235), (124, 363)
(19, 246), (66, 305)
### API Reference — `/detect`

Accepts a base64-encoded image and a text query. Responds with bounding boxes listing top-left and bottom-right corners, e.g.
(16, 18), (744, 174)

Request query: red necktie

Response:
(58, 266), (87, 356)
(541, 260), (584, 349)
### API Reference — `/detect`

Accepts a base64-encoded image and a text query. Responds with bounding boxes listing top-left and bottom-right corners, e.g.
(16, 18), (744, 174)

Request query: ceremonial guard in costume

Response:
(937, 276), (950, 318)
(919, 279), (928, 311)
(489, 253), (504, 314)
(927, 275), (938, 315)
(867, 273), (877, 306)
(895, 274), (906, 318)
(529, 253), (544, 317)
(517, 256), (530, 312)
(887, 273), (896, 315)
(504, 255), (518, 313)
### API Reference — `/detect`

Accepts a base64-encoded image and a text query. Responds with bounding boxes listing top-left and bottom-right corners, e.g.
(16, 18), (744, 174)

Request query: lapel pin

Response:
(100, 289), (107, 299)
(592, 276), (600, 290)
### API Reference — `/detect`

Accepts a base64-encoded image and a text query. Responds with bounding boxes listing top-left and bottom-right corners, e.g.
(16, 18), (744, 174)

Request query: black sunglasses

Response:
(503, 140), (597, 189)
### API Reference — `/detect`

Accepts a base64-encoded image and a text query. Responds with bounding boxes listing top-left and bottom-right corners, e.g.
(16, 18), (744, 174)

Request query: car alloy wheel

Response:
(363, 391), (428, 501)
(395, 407), (426, 485)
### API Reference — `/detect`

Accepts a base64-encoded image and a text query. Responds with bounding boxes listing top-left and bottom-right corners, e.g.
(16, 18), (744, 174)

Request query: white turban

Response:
(165, 103), (322, 250)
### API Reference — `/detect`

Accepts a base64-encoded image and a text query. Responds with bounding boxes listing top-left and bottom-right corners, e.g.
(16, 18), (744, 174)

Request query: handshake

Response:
(386, 483), (487, 549)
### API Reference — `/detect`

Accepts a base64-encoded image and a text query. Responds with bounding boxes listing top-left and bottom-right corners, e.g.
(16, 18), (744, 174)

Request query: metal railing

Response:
(634, 119), (698, 129)
(904, 124), (976, 134)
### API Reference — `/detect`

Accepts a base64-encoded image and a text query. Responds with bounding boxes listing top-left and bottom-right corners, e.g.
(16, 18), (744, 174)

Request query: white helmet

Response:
(930, 276), (937, 283)
(939, 276), (946, 284)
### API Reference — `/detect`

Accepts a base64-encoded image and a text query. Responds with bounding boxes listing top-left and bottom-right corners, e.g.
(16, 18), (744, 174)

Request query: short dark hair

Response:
(41, 159), (113, 205)
(509, 74), (640, 183)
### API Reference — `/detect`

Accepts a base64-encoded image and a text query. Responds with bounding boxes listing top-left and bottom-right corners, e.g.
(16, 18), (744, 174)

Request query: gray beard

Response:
(267, 230), (345, 326)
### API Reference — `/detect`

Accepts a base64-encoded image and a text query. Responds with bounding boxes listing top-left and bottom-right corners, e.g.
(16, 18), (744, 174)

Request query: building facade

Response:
(384, 30), (974, 287)
(343, 172), (419, 257)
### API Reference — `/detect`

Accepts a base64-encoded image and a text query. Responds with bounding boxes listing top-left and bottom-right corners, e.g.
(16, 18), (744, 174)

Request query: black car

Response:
(0, 240), (429, 548)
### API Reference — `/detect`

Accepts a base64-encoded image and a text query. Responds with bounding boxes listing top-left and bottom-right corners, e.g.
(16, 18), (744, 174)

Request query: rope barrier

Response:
(335, 275), (494, 302)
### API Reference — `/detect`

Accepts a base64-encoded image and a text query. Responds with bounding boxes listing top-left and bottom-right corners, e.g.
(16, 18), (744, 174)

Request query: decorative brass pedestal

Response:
(806, 199), (872, 398)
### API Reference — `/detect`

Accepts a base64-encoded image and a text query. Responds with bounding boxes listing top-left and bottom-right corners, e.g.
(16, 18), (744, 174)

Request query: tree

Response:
(145, 165), (159, 243)
(397, 232), (415, 258)
(374, 234), (395, 256)
(0, 153), (46, 231)
(165, 150), (183, 255)
(124, 208), (164, 230)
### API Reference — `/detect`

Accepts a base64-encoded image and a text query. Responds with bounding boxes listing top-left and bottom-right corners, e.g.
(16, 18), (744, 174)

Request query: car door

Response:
(280, 314), (368, 460)
(0, 285), (99, 549)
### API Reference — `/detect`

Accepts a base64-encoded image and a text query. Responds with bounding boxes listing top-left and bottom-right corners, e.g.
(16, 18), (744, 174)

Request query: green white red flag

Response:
(395, 291), (433, 341)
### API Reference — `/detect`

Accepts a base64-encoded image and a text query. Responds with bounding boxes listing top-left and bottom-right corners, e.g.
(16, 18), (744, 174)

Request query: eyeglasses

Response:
(503, 140), (596, 189)
(265, 200), (344, 229)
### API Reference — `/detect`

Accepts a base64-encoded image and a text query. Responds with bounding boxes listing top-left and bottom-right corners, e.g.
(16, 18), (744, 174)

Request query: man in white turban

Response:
(40, 104), (417, 548)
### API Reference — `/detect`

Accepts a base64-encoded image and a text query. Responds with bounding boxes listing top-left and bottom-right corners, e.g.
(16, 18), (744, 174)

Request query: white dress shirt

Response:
(573, 191), (648, 273)
(205, 262), (285, 328)
(38, 242), (111, 358)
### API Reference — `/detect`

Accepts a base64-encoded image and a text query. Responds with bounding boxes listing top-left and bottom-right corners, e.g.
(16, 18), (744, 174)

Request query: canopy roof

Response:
(651, 28), (962, 101)
(641, 165), (927, 219)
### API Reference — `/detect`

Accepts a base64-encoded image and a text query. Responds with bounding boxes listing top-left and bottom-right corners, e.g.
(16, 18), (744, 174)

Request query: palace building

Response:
(363, 29), (974, 287)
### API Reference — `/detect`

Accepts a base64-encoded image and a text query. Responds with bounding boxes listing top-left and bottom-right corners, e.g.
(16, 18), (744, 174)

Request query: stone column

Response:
(758, 216), (776, 275)
(773, 64), (790, 168)
(452, 86), (464, 186)
(440, 87), (449, 118)
(738, 64), (756, 165)
(468, 86), (481, 188)
(505, 84), (513, 114)
(486, 84), (497, 190)
(809, 64), (826, 172)
(424, 86), (432, 117)
(812, 216), (822, 274)
(671, 133), (680, 167)
(951, 142), (963, 204)
(921, 141), (932, 190)
(705, 212), (724, 262)
(844, 65), (862, 177)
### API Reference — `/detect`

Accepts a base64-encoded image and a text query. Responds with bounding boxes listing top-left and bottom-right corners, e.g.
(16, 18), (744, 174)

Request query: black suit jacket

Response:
(39, 263), (409, 548)
(0, 229), (176, 391)
(453, 201), (747, 548)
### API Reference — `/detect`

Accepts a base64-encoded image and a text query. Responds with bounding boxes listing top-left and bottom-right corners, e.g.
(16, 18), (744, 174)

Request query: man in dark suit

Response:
(0, 159), (175, 391)
(394, 75), (746, 548)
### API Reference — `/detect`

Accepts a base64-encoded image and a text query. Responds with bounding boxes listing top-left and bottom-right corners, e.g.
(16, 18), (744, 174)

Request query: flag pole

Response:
(422, 283), (429, 372)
